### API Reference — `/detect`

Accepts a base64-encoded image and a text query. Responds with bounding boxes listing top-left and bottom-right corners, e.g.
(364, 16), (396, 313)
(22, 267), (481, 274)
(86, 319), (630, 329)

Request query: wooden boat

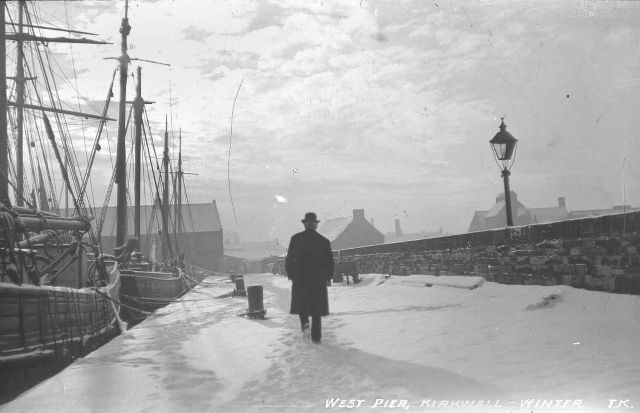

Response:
(106, 3), (202, 325)
(0, 261), (121, 404)
(116, 120), (202, 323)
(0, 1), (123, 403)
(119, 269), (198, 321)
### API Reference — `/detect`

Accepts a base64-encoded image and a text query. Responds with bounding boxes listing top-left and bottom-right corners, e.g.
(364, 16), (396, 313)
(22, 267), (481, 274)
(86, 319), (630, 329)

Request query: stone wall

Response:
(267, 211), (640, 294)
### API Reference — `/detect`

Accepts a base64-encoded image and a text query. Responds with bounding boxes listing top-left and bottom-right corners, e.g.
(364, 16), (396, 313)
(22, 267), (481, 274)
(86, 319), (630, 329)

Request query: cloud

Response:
(182, 25), (212, 43)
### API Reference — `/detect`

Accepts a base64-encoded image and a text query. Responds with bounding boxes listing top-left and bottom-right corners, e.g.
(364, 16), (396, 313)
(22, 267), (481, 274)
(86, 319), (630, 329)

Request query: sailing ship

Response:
(104, 1), (202, 324)
(117, 117), (200, 323)
(1, 0), (208, 399)
(0, 1), (123, 403)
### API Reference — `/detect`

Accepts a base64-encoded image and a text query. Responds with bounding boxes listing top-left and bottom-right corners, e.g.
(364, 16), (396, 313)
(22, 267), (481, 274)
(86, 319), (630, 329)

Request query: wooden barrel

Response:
(247, 285), (264, 312)
(234, 278), (245, 291)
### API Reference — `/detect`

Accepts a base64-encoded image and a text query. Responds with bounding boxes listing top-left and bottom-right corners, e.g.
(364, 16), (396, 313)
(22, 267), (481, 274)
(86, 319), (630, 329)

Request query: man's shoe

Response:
(312, 339), (321, 345)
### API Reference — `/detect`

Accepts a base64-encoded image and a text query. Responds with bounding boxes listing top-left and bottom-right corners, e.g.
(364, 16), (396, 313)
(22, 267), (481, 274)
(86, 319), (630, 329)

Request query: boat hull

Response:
(0, 265), (121, 404)
(119, 270), (197, 323)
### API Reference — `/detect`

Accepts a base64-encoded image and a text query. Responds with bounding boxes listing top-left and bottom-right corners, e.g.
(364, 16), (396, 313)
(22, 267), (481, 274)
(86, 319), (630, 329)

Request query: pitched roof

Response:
(385, 230), (443, 243)
(81, 201), (222, 237)
(468, 210), (488, 232)
(485, 201), (505, 218)
(570, 206), (640, 218)
(485, 200), (528, 219)
(318, 216), (352, 241)
(529, 206), (569, 223)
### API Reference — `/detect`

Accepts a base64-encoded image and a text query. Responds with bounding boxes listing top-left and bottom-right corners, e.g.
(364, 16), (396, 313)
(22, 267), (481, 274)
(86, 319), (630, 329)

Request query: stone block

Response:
(614, 277), (640, 294)
(589, 247), (608, 257)
(575, 264), (588, 276)
(530, 256), (550, 265)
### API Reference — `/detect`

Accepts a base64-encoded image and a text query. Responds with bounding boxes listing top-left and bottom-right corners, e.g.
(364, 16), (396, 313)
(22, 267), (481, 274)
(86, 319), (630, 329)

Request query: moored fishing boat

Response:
(0, 1), (123, 403)
(105, 1), (202, 325)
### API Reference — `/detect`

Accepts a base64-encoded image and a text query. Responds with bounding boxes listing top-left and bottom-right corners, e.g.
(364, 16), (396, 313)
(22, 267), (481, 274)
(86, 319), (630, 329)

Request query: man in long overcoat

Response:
(286, 212), (334, 344)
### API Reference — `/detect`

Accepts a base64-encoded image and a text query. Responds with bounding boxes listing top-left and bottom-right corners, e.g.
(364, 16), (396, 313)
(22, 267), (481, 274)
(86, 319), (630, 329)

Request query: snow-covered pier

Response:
(3, 273), (639, 412)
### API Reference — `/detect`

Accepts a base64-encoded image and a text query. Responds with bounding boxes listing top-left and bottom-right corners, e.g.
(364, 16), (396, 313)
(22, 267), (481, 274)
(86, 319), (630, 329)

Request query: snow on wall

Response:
(268, 211), (640, 294)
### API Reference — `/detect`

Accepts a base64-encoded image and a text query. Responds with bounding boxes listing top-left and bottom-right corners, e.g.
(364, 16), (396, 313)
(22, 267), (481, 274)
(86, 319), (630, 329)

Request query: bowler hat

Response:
(302, 212), (319, 223)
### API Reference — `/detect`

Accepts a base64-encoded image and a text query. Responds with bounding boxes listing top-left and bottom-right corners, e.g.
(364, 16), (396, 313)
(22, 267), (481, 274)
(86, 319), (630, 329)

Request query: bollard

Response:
(235, 277), (245, 291)
(246, 285), (267, 319)
(232, 277), (246, 296)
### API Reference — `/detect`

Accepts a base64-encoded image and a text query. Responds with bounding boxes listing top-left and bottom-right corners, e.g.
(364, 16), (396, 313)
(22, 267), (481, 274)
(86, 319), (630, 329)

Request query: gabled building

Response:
(95, 201), (224, 271)
(569, 204), (640, 218)
(467, 193), (639, 233)
(468, 191), (534, 232)
(318, 209), (384, 250)
(529, 197), (570, 224)
(385, 219), (444, 243)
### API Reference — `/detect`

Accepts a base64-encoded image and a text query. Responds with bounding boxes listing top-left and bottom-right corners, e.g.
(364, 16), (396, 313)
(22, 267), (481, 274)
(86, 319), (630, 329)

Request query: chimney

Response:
(558, 197), (566, 209)
(353, 209), (365, 221)
(395, 219), (402, 236)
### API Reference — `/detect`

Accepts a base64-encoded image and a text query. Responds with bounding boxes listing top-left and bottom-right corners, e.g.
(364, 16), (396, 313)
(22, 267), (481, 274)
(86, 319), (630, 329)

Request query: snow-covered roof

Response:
(318, 216), (352, 241)
(485, 201), (505, 218)
(530, 206), (569, 223)
(91, 201), (222, 237)
(384, 231), (443, 244)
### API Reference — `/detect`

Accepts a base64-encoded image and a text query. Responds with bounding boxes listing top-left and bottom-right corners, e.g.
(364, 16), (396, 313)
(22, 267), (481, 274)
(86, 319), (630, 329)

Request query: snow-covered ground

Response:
(3, 273), (640, 412)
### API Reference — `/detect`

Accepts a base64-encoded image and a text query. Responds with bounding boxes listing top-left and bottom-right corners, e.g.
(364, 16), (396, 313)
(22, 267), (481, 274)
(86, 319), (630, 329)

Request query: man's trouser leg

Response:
(310, 314), (321, 342)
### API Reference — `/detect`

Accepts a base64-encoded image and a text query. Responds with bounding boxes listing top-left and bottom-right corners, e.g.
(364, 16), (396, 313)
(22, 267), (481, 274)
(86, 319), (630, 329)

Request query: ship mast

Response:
(133, 66), (143, 243)
(115, 0), (131, 247)
(162, 116), (170, 261)
(174, 129), (182, 240)
(5, 2), (112, 210)
(0, 4), (8, 204)
(15, 1), (25, 206)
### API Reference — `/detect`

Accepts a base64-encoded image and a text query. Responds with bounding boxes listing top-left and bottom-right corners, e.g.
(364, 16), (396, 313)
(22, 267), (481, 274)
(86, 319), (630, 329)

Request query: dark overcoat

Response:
(286, 229), (334, 316)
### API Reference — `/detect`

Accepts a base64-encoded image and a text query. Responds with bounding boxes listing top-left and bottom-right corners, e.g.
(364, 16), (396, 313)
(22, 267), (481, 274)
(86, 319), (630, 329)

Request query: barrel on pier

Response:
(234, 277), (245, 291)
(247, 285), (266, 319)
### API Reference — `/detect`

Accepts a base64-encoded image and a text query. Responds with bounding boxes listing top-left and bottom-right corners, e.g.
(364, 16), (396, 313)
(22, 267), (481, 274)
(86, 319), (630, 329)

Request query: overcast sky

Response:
(17, 0), (640, 244)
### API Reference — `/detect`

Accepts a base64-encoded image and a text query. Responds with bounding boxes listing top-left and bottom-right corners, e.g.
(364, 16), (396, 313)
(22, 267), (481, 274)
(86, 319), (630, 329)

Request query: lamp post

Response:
(489, 117), (518, 227)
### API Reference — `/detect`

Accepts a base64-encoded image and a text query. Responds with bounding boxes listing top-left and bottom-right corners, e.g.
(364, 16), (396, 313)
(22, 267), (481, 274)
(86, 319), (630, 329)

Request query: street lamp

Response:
(489, 117), (518, 227)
